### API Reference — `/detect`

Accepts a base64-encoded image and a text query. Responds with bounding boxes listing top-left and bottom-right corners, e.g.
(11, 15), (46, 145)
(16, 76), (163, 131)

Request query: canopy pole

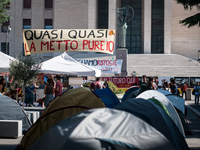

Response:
(5, 73), (8, 92)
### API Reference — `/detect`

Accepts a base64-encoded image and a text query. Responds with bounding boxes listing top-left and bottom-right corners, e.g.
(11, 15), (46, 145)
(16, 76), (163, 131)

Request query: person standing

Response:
(44, 79), (54, 106)
(89, 77), (101, 91)
(25, 83), (36, 105)
(146, 76), (156, 90)
(54, 75), (63, 97)
(170, 78), (178, 95)
(181, 83), (187, 99)
(139, 75), (147, 94)
(103, 80), (109, 88)
(194, 82), (200, 105)
(0, 78), (5, 94)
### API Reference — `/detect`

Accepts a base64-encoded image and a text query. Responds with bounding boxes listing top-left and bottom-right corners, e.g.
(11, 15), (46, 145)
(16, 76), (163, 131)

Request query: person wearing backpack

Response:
(194, 82), (200, 105)
(89, 77), (101, 91)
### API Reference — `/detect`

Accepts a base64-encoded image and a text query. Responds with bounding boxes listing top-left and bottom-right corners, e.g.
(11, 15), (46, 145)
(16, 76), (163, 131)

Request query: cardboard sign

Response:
(76, 59), (122, 74)
(23, 29), (116, 55)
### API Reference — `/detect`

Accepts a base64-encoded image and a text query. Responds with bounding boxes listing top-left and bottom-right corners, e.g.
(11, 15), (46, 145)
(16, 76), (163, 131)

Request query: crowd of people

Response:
(139, 75), (200, 105)
(0, 75), (63, 107)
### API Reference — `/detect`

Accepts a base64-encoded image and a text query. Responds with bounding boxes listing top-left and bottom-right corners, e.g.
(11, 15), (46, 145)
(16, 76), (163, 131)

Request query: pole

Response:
(5, 29), (9, 92)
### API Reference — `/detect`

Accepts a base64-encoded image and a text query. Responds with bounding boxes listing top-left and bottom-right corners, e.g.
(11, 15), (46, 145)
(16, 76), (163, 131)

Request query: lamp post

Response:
(5, 25), (11, 92)
(6, 25), (11, 55)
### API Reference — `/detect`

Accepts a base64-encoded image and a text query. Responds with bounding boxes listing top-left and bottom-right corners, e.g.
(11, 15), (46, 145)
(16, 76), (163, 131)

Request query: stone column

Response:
(109, 0), (117, 29)
(32, 0), (44, 29)
(164, 0), (171, 54)
(141, 0), (151, 54)
(88, 0), (98, 29)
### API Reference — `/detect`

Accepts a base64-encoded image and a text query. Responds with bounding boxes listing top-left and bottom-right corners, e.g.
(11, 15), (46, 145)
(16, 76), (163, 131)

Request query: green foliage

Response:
(9, 55), (42, 88)
(83, 82), (92, 87)
(107, 81), (125, 95)
(83, 81), (125, 94)
(175, 0), (200, 27)
(0, 0), (11, 25)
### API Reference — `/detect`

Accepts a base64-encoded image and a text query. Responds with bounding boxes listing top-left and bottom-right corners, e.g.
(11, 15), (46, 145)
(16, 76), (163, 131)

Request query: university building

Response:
(1, 0), (200, 77)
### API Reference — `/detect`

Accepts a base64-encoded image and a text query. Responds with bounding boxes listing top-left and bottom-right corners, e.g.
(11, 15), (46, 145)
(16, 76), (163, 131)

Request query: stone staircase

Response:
(70, 53), (200, 77)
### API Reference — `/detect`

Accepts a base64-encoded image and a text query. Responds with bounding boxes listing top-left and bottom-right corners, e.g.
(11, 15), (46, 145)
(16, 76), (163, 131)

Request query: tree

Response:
(175, 0), (200, 28)
(0, 0), (11, 25)
(9, 55), (42, 108)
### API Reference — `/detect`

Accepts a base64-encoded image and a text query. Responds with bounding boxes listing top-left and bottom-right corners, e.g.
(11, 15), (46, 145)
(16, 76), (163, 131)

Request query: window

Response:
(1, 43), (9, 55)
(98, 0), (108, 29)
(151, 0), (164, 54)
(45, 0), (53, 9)
(1, 21), (9, 32)
(45, 19), (53, 29)
(121, 0), (141, 54)
(23, 19), (31, 29)
(23, 0), (31, 8)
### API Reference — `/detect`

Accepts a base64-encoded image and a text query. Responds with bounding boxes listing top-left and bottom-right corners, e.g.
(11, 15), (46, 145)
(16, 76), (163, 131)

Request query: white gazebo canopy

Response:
(40, 52), (101, 77)
(0, 52), (17, 73)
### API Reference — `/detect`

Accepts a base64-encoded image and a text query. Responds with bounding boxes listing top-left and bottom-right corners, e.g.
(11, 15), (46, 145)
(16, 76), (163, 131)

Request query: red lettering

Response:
(114, 60), (117, 66)
(70, 40), (78, 50)
(83, 40), (89, 50)
(24, 43), (29, 53)
(64, 40), (70, 51)
(56, 41), (62, 50)
(100, 41), (104, 51)
(50, 41), (55, 50)
(106, 41), (114, 52)
(94, 41), (99, 50)
(30, 42), (36, 52)
(88, 41), (94, 50)
(41, 41), (49, 51)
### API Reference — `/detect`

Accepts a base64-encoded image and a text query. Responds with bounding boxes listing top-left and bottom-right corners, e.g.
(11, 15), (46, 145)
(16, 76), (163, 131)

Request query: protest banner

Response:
(76, 59), (122, 74)
(101, 77), (139, 88)
(23, 29), (116, 55)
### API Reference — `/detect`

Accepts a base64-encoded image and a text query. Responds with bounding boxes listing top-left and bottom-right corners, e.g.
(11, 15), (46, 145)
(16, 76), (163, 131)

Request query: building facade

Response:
(0, 0), (200, 60)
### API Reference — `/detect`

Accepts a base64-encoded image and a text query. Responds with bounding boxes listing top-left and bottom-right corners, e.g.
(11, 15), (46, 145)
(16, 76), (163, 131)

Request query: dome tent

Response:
(137, 90), (185, 137)
(29, 108), (176, 150)
(94, 88), (120, 108)
(0, 95), (31, 133)
(115, 98), (189, 150)
(17, 87), (105, 150)
(158, 90), (185, 114)
(121, 86), (140, 101)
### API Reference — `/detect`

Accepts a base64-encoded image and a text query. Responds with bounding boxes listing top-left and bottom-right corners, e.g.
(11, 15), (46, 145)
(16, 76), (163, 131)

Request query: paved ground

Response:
(0, 95), (200, 150)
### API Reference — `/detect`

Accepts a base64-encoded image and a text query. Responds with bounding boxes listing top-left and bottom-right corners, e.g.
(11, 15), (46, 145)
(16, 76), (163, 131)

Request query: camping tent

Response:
(158, 90), (185, 114)
(28, 108), (176, 150)
(137, 90), (185, 137)
(0, 95), (31, 133)
(40, 52), (101, 76)
(94, 88), (120, 108)
(121, 86), (140, 101)
(115, 98), (189, 150)
(0, 51), (17, 73)
(17, 87), (105, 150)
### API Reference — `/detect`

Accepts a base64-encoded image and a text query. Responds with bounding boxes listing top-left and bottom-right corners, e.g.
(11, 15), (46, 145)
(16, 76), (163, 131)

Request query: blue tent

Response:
(121, 86), (140, 101)
(94, 88), (120, 108)
(115, 98), (189, 150)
